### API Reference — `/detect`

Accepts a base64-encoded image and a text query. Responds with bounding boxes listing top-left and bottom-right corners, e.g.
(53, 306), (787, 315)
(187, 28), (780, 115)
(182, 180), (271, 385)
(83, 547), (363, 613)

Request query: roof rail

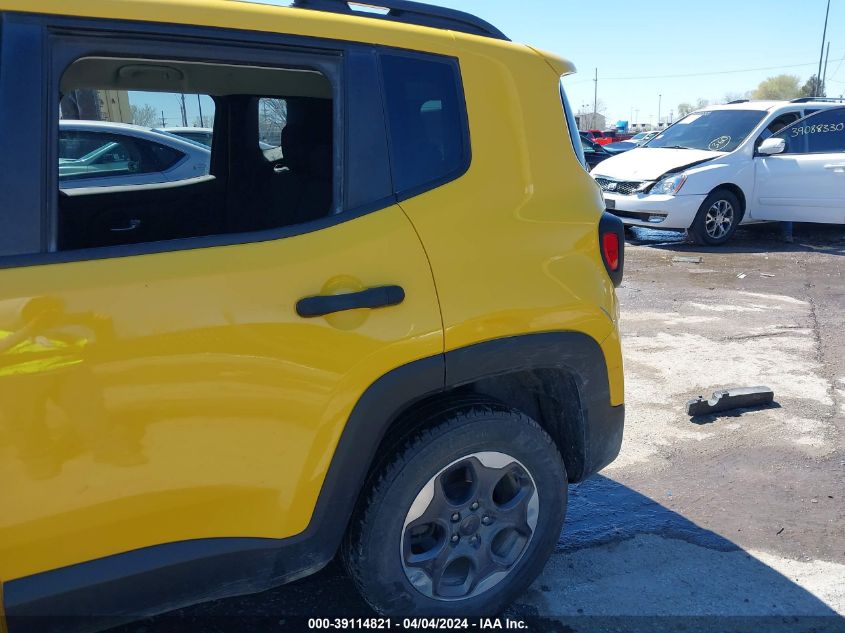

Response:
(291, 0), (509, 40)
(790, 96), (845, 103)
(727, 99), (749, 104)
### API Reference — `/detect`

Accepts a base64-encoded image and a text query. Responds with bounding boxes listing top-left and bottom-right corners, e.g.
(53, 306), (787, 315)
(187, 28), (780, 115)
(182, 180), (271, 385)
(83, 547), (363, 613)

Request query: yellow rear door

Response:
(0, 205), (442, 583)
(0, 13), (443, 586)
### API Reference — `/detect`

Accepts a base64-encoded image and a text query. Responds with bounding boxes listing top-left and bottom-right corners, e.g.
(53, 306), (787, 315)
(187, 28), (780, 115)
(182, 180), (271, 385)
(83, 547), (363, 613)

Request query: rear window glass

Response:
(380, 54), (467, 195)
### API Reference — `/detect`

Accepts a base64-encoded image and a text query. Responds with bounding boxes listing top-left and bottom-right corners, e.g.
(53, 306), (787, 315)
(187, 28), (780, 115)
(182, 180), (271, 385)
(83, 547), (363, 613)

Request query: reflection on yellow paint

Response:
(0, 297), (141, 482)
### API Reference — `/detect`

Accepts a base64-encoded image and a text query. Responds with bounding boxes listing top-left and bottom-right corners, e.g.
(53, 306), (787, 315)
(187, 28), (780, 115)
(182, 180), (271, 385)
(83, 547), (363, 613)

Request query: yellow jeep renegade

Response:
(0, 0), (625, 629)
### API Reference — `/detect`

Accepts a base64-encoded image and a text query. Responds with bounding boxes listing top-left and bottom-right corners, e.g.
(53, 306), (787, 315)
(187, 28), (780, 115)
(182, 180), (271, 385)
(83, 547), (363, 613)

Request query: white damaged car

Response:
(591, 100), (845, 245)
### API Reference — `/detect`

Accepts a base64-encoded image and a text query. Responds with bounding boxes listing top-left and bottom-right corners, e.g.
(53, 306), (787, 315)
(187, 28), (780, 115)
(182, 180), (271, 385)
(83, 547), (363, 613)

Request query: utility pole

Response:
(593, 68), (598, 129)
(658, 94), (662, 128)
(161, 110), (166, 127)
(817, 0), (831, 96)
(197, 94), (204, 127)
(822, 41), (831, 95)
(179, 93), (188, 126)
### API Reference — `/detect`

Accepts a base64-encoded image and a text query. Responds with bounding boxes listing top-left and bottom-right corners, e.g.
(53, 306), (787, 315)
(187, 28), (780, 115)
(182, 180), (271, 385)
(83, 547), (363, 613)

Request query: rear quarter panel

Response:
(397, 38), (623, 404)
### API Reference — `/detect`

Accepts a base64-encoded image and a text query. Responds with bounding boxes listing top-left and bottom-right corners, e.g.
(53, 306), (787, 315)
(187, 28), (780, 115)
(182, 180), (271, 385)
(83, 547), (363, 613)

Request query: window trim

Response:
(0, 16), (46, 258)
(49, 29), (342, 253)
(0, 12), (403, 268)
(376, 47), (472, 202)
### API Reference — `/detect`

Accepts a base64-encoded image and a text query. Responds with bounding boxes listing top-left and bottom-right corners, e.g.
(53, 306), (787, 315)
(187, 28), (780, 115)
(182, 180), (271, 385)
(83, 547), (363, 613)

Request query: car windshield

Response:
(646, 109), (766, 152)
(630, 132), (647, 140)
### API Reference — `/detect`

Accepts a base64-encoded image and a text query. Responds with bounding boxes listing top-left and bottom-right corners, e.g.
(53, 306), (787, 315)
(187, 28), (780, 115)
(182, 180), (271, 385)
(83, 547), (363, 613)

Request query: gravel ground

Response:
(114, 222), (845, 633)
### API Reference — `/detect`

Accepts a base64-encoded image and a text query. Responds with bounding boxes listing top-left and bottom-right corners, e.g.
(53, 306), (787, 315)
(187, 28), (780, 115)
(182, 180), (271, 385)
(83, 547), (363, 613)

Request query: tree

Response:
(800, 75), (826, 98)
(259, 98), (288, 144)
(131, 104), (157, 128)
(677, 102), (694, 117)
(60, 89), (101, 120)
(695, 97), (710, 109)
(753, 74), (801, 100)
(723, 91), (752, 104)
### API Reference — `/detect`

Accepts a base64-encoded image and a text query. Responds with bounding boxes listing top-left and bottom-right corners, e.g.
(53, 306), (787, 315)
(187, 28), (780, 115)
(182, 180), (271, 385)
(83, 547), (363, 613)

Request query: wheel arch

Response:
(709, 183), (746, 215)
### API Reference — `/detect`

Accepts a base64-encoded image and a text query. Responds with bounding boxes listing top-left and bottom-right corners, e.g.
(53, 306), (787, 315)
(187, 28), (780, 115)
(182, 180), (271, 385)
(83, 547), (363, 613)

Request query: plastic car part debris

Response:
(673, 256), (703, 264)
(686, 386), (775, 416)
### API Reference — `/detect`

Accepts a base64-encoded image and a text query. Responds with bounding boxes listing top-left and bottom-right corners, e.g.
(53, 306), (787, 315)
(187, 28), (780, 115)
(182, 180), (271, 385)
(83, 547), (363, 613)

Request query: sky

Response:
(132, 0), (843, 129)
(425, 0), (844, 126)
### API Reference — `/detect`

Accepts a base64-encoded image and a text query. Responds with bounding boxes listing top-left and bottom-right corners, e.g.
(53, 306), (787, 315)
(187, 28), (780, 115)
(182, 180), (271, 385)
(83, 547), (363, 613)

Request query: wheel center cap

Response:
(460, 515), (480, 536)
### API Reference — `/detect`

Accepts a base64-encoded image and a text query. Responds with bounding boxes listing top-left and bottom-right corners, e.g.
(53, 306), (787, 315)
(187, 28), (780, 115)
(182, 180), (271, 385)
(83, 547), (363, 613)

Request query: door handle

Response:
(110, 219), (141, 232)
(823, 164), (845, 171)
(296, 285), (405, 318)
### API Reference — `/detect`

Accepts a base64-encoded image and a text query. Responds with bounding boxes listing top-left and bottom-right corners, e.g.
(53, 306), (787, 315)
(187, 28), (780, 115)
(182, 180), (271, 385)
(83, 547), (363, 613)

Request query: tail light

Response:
(599, 212), (625, 287)
(602, 232), (620, 271)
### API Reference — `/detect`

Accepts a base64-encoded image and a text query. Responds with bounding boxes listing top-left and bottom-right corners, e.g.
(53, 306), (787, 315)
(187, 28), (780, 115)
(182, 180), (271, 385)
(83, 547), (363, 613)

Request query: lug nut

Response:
(451, 512), (461, 522)
(470, 502), (479, 511)
(470, 536), (478, 545)
(451, 534), (459, 543)
(482, 515), (492, 525)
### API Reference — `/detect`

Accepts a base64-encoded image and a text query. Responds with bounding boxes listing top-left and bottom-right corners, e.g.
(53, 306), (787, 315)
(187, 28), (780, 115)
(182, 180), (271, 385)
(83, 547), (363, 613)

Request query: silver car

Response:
(155, 126), (214, 147)
(59, 120), (210, 189)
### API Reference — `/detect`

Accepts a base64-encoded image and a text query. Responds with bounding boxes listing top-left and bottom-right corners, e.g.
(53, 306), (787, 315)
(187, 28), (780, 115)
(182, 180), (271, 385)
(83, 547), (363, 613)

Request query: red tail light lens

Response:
(602, 232), (620, 271)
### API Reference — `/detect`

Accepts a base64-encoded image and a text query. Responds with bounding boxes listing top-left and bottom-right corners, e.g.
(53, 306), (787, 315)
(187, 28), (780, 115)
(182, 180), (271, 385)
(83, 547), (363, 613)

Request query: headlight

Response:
(651, 174), (687, 195)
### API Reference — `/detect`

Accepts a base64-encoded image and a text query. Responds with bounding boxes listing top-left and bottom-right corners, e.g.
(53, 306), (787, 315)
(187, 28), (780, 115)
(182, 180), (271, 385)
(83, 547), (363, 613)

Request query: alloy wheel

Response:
(704, 199), (735, 240)
(400, 451), (539, 601)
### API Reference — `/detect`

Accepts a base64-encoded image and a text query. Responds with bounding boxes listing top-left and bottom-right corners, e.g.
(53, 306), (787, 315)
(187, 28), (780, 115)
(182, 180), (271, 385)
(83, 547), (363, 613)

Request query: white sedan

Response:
(59, 120), (210, 189)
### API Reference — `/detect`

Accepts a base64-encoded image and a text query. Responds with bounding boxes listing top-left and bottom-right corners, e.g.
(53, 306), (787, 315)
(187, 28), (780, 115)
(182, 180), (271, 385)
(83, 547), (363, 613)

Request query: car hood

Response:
(590, 147), (720, 181)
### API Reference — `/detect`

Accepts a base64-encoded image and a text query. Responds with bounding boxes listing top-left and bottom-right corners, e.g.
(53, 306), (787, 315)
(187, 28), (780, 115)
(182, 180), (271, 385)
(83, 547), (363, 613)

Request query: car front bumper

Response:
(604, 192), (706, 230)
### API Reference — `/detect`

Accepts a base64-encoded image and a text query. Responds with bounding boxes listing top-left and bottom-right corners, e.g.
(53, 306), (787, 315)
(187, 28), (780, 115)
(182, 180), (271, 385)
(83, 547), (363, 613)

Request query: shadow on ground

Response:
(625, 223), (845, 256)
(104, 476), (842, 633)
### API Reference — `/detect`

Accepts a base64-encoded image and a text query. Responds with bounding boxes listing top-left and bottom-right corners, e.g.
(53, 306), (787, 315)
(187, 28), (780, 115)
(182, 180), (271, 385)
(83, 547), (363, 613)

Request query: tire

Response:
(343, 405), (566, 616)
(688, 189), (743, 246)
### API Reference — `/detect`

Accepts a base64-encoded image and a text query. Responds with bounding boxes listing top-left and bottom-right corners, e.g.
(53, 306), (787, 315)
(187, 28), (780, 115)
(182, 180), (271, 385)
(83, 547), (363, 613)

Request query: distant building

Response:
(60, 89), (132, 124)
(97, 90), (132, 124)
(575, 112), (606, 131)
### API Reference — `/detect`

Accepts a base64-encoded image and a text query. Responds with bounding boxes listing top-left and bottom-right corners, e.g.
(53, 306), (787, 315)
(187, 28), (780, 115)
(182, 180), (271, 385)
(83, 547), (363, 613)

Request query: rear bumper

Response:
(582, 402), (625, 479)
(605, 192), (706, 229)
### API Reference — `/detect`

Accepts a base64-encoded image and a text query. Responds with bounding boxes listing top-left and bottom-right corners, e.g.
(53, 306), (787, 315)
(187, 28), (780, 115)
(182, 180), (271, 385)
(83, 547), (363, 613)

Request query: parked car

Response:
(585, 130), (633, 146)
(158, 126), (281, 151)
(156, 126), (214, 147)
(580, 132), (614, 170)
(604, 130), (660, 153)
(60, 120), (210, 188)
(0, 0), (624, 629)
(581, 128), (605, 142)
(591, 99), (845, 244)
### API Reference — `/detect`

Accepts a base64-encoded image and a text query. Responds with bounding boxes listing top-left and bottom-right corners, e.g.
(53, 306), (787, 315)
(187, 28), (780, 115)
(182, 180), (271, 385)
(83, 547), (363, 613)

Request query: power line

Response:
(829, 52), (845, 83)
(565, 57), (845, 83)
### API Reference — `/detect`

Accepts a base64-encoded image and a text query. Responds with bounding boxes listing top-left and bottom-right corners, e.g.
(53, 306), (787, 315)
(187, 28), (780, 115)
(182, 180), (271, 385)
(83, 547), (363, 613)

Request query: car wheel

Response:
(688, 189), (742, 246)
(343, 405), (566, 616)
